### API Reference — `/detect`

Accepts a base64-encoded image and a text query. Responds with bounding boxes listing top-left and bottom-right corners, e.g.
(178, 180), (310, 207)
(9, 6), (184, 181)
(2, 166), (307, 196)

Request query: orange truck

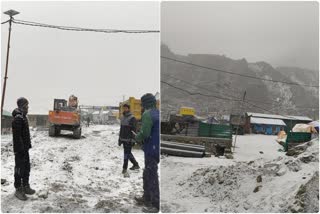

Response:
(48, 97), (81, 139)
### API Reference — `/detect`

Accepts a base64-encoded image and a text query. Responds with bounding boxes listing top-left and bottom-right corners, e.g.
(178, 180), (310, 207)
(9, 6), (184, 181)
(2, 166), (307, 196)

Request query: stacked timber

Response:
(161, 141), (206, 158)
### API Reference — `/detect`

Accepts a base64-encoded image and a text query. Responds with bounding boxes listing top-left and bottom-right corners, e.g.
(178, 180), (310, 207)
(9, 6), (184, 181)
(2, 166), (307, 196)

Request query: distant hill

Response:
(161, 44), (319, 120)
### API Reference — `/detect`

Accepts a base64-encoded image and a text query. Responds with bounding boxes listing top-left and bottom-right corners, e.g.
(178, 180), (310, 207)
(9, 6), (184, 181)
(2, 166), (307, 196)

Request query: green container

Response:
(198, 122), (232, 139)
(284, 132), (312, 151)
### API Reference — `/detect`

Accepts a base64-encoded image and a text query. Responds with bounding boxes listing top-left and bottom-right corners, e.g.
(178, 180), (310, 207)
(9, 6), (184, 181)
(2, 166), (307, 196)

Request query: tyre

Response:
(73, 127), (81, 139)
(49, 125), (55, 137)
(55, 127), (61, 136)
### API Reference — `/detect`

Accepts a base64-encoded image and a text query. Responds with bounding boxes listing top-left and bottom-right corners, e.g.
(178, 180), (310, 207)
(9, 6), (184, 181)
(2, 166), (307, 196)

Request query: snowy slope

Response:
(1, 125), (145, 213)
(161, 135), (319, 213)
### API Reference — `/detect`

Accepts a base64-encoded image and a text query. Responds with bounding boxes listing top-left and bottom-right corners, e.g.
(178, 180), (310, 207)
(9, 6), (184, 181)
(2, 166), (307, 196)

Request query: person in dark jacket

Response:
(86, 116), (90, 127)
(134, 93), (159, 212)
(12, 97), (35, 201)
(118, 104), (139, 175)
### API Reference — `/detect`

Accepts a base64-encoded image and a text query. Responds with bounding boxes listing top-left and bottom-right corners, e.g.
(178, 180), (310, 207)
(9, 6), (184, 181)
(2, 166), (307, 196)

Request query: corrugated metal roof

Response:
(247, 112), (312, 121)
(247, 112), (288, 120)
(251, 117), (286, 126)
(291, 116), (313, 121)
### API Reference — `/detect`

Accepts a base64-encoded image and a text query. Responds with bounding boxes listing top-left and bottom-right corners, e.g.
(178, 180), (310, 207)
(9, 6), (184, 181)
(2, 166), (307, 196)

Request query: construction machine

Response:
(48, 95), (81, 139)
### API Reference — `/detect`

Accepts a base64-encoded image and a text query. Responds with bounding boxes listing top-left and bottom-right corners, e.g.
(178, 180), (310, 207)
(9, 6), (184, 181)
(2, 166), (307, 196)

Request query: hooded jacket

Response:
(119, 111), (137, 142)
(135, 103), (159, 160)
(12, 108), (31, 153)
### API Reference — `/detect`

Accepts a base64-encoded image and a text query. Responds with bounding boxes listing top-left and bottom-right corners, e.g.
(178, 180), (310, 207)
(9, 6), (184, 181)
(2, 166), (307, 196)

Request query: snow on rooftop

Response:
(250, 117), (286, 126)
(247, 112), (288, 120)
(247, 112), (312, 121)
(291, 115), (313, 121)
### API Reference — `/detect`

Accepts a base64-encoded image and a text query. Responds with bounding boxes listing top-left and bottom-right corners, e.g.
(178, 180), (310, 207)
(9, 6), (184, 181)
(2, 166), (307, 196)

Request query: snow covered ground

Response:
(1, 125), (145, 213)
(161, 135), (319, 213)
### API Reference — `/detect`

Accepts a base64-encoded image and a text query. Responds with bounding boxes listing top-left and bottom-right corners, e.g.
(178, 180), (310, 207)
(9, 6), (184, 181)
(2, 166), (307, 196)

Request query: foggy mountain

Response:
(161, 44), (319, 120)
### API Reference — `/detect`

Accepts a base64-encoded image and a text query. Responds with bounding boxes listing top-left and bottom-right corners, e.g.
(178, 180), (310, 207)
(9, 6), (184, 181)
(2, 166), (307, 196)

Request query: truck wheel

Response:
(49, 125), (55, 137)
(73, 127), (81, 139)
(55, 127), (61, 136)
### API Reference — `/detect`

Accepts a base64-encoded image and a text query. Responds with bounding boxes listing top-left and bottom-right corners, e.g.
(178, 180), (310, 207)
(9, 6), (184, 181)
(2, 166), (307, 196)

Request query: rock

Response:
(300, 155), (315, 164)
(38, 190), (49, 199)
(276, 167), (287, 176)
(253, 185), (262, 193)
(259, 151), (264, 154)
(225, 180), (233, 185)
(286, 160), (302, 172)
(123, 172), (130, 178)
(178, 181), (185, 186)
(248, 161), (254, 165)
(302, 177), (306, 179)
(1, 179), (7, 185)
(243, 201), (250, 210)
(218, 180), (224, 185)
(256, 175), (262, 183)
(208, 177), (215, 185)
(225, 154), (234, 159)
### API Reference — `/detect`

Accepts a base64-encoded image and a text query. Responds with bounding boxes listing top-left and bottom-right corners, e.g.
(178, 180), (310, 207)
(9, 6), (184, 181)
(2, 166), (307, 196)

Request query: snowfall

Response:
(161, 135), (319, 213)
(1, 125), (146, 213)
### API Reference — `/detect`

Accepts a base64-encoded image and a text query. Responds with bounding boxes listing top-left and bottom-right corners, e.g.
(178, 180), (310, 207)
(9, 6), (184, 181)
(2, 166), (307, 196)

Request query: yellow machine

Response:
(119, 96), (159, 120)
(179, 107), (195, 116)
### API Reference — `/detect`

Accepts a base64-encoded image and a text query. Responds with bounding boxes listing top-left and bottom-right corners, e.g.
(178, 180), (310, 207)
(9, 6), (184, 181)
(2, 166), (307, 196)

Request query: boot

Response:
(15, 187), (28, 201)
(24, 185), (36, 195)
(129, 164), (140, 170)
(122, 169), (127, 174)
(142, 205), (159, 213)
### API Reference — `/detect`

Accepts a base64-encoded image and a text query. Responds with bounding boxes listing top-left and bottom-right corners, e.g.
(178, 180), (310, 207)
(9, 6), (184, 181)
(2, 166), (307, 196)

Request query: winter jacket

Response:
(119, 112), (137, 143)
(135, 107), (159, 160)
(12, 108), (31, 153)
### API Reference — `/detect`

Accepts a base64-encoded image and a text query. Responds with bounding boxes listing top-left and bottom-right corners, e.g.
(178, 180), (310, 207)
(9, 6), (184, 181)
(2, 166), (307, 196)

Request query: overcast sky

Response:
(1, 1), (159, 114)
(161, 1), (318, 71)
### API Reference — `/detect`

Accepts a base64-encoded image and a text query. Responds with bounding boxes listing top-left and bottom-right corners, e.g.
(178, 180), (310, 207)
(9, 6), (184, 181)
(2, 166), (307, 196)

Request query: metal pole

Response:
(1, 16), (13, 118)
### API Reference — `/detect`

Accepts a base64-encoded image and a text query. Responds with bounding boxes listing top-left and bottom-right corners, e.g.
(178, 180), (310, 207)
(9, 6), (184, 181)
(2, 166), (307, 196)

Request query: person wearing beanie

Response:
(11, 97), (35, 201)
(134, 93), (160, 212)
(118, 103), (140, 176)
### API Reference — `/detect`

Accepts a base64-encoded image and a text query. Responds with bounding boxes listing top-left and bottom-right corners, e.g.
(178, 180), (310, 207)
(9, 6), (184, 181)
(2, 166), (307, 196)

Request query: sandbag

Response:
(292, 124), (317, 133)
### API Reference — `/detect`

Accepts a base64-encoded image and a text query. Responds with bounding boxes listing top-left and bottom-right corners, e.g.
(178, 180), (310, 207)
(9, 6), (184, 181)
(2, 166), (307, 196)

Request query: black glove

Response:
(118, 139), (122, 146)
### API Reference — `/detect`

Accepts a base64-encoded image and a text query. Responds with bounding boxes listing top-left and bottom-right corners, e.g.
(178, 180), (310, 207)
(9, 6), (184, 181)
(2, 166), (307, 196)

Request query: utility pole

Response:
(1, 9), (19, 118)
(233, 90), (246, 152)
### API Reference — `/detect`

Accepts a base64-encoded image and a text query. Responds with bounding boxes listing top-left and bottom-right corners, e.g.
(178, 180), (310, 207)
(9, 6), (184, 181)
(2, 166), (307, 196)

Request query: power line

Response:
(162, 73), (241, 98)
(161, 79), (275, 115)
(161, 79), (318, 114)
(12, 19), (160, 34)
(161, 80), (241, 101)
(161, 56), (319, 88)
(1, 20), (10, 24)
(163, 73), (318, 109)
